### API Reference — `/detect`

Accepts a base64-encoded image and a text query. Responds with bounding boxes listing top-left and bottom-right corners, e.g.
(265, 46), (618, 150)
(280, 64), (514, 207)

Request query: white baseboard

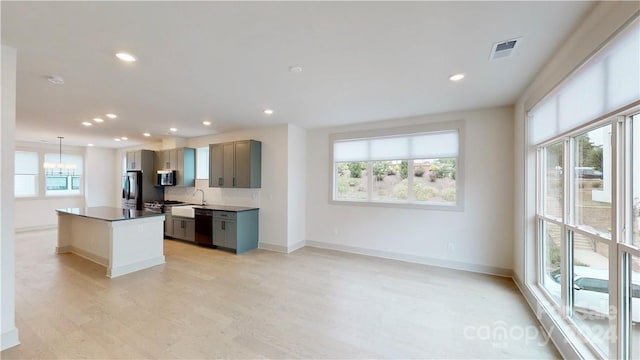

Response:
(57, 246), (108, 267)
(1, 327), (20, 351)
(258, 242), (289, 253)
(15, 224), (56, 233)
(259, 240), (306, 254)
(108, 256), (165, 278)
(287, 240), (306, 253)
(305, 240), (513, 278)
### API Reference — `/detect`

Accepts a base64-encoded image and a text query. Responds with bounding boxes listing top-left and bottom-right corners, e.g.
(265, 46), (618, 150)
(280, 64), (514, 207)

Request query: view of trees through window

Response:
(335, 158), (456, 204)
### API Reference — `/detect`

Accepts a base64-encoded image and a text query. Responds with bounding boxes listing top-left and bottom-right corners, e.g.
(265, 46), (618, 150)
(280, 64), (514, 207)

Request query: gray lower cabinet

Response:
(211, 209), (258, 254)
(164, 209), (173, 237)
(171, 216), (195, 242)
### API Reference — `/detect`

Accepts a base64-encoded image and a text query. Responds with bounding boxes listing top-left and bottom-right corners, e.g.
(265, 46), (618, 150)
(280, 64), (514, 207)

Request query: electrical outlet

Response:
(447, 242), (455, 254)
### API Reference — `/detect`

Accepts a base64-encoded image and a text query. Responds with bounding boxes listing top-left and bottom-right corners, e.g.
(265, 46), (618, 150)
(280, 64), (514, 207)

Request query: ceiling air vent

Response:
(489, 37), (522, 61)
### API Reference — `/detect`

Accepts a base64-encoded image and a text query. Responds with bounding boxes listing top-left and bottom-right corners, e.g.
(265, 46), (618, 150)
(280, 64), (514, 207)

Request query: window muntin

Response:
(331, 123), (462, 209)
(633, 114), (640, 247)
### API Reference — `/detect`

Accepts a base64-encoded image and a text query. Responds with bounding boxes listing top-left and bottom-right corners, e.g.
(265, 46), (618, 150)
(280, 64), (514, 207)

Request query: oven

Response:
(144, 200), (184, 213)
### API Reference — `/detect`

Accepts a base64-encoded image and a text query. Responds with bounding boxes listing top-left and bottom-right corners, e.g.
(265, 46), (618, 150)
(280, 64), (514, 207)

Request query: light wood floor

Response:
(2, 229), (559, 359)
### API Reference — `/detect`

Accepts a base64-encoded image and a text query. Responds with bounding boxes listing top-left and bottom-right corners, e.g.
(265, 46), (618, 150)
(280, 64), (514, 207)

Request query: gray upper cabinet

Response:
(209, 140), (261, 188)
(126, 150), (156, 171)
(154, 147), (195, 187)
(126, 150), (143, 170)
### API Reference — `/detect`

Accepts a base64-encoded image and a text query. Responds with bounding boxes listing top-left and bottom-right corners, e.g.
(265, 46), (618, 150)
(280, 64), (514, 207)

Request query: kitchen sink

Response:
(171, 205), (196, 218)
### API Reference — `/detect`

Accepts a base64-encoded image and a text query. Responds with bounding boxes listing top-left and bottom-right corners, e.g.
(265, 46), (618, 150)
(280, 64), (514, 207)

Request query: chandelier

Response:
(43, 136), (76, 176)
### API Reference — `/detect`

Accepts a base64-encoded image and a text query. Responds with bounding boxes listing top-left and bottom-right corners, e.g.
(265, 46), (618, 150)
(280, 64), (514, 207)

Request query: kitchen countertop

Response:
(56, 206), (166, 222)
(191, 204), (259, 212)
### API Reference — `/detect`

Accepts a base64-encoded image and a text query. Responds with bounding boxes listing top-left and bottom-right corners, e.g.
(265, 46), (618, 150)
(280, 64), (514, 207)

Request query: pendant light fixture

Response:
(43, 136), (76, 176)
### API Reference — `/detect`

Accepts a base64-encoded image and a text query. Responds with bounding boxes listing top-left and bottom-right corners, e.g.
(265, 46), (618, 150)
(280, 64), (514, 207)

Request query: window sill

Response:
(15, 194), (84, 201)
(329, 199), (463, 212)
(526, 282), (605, 359)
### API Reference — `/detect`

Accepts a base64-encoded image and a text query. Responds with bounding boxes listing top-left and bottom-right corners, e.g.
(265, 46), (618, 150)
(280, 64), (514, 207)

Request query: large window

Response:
(531, 18), (639, 359)
(14, 150), (84, 197)
(331, 122), (463, 209)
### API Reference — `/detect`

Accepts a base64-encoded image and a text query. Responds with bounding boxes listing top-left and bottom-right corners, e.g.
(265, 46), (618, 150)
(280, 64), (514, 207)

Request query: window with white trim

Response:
(14, 149), (84, 197)
(530, 18), (639, 359)
(44, 152), (83, 196)
(331, 121), (463, 209)
(196, 146), (209, 180)
(14, 151), (39, 197)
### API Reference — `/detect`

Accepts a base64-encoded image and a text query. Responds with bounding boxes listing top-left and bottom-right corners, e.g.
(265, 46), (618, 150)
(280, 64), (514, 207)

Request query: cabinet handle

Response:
(222, 221), (225, 230)
(218, 177), (223, 186)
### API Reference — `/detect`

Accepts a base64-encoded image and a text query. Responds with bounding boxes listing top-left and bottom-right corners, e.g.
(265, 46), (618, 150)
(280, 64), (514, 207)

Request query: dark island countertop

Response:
(56, 207), (166, 222)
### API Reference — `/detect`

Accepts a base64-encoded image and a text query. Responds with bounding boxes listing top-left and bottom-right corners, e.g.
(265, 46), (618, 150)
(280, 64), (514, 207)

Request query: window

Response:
(43, 152), (83, 196)
(196, 146), (209, 180)
(14, 151), (39, 197)
(530, 18), (639, 359)
(15, 150), (84, 197)
(331, 122), (463, 209)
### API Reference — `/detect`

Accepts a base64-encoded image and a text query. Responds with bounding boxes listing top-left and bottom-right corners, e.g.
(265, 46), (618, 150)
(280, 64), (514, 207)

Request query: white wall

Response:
(13, 144), (118, 230)
(85, 147), (118, 207)
(287, 124), (307, 250)
(1, 44), (20, 350)
(163, 125), (292, 251)
(513, 2), (639, 358)
(306, 106), (515, 276)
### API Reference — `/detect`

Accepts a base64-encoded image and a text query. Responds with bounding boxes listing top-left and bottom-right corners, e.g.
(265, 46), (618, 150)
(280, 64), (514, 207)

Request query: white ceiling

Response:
(2, 1), (594, 148)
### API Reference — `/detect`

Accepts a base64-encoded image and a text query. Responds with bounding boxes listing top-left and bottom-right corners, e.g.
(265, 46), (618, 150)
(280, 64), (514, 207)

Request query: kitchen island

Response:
(56, 207), (166, 278)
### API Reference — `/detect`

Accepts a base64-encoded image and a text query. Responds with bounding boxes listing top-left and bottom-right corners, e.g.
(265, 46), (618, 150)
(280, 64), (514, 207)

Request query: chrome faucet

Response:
(193, 188), (205, 205)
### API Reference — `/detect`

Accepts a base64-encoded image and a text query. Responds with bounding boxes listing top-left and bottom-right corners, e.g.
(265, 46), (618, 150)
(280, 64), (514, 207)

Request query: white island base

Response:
(56, 207), (165, 278)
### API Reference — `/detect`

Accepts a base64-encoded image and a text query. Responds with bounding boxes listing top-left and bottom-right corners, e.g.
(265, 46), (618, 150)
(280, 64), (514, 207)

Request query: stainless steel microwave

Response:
(157, 170), (176, 186)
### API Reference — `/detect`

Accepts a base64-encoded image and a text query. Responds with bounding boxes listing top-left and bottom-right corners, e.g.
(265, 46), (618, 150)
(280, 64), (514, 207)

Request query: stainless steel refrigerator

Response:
(122, 170), (163, 210)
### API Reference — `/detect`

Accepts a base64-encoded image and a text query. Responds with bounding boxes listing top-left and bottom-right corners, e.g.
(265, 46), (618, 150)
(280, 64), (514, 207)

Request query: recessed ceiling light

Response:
(143, 132), (151, 137)
(288, 66), (303, 73)
(87, 143), (94, 147)
(169, 128), (178, 132)
(93, 118), (104, 123)
(47, 75), (64, 85)
(263, 109), (274, 115)
(105, 113), (117, 119)
(202, 121), (211, 126)
(115, 52), (137, 62)
(114, 138), (121, 142)
(449, 73), (465, 82)
(82, 122), (92, 126)
(120, 137), (128, 140)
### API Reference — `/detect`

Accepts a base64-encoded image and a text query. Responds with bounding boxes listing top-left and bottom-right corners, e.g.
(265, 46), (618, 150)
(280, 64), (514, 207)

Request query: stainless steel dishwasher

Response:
(194, 209), (213, 247)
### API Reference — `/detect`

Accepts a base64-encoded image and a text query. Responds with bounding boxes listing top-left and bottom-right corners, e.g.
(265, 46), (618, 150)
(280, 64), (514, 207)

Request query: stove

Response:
(144, 200), (185, 213)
